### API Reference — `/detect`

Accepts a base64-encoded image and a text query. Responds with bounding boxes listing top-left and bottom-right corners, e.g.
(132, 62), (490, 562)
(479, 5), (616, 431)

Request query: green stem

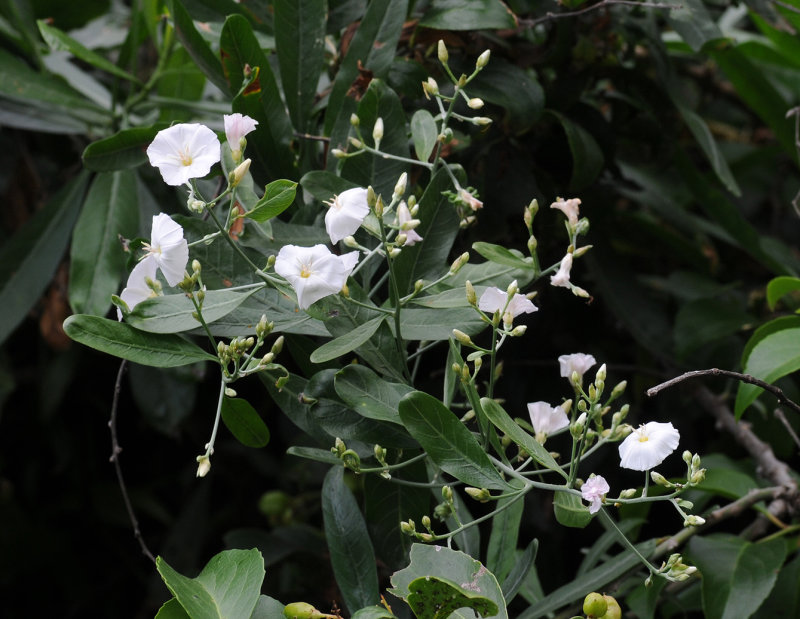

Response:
(379, 215), (412, 383)
(598, 508), (661, 577)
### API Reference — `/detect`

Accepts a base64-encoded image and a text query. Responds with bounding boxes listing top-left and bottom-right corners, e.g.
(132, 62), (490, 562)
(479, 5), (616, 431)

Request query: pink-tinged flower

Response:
(396, 202), (423, 246)
(325, 187), (370, 244)
(619, 421), (680, 471)
(558, 353), (596, 384)
(117, 256), (158, 320)
(224, 113), (258, 160)
(274, 244), (359, 309)
(581, 475), (610, 514)
(528, 401), (569, 442)
(551, 197), (581, 227)
(459, 188), (483, 211)
(551, 253), (573, 288)
(146, 123), (221, 186)
(478, 285), (538, 318)
(142, 214), (189, 287)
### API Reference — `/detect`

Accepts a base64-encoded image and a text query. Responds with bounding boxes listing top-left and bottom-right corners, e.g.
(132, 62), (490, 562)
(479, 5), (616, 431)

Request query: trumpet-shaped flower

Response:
(396, 202), (423, 246)
(528, 401), (569, 441)
(551, 197), (582, 227)
(581, 475), (609, 514)
(558, 353), (596, 384)
(551, 253), (573, 288)
(117, 256), (158, 320)
(618, 421), (680, 471)
(275, 244), (359, 309)
(224, 113), (258, 160)
(325, 187), (370, 244)
(478, 286), (537, 318)
(143, 213), (190, 287)
(146, 123), (221, 186)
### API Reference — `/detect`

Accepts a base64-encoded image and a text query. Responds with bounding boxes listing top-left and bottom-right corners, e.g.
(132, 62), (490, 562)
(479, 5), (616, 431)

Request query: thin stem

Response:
(203, 377), (227, 459)
(598, 508), (660, 577)
(379, 215), (412, 383)
(520, 0), (679, 29)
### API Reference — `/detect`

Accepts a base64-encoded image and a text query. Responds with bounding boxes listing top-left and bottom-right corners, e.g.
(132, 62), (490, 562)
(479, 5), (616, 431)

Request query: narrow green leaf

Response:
(247, 180), (297, 222)
(334, 364), (413, 424)
(156, 549), (265, 619)
(766, 276), (800, 310)
(410, 109), (437, 162)
(126, 289), (259, 333)
(82, 125), (167, 171)
(0, 171), (89, 345)
(310, 316), (385, 363)
(37, 19), (139, 82)
(286, 446), (341, 465)
(472, 242), (535, 270)
(64, 314), (217, 367)
(399, 391), (510, 491)
(167, 0), (229, 94)
(69, 171), (139, 317)
(487, 486), (525, 582)
(418, 0), (517, 30)
(553, 490), (592, 528)
(322, 467), (380, 614)
(502, 540), (538, 604)
(221, 397), (270, 448)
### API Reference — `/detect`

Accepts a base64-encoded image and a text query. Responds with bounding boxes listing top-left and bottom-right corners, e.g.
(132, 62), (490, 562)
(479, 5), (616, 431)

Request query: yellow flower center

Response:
(299, 263), (312, 278)
(178, 148), (193, 167)
(638, 435), (649, 442)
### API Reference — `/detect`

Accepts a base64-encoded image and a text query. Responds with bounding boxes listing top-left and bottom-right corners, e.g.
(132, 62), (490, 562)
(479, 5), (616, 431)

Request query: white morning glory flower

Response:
(146, 123), (221, 186)
(618, 421), (681, 471)
(396, 201), (423, 246)
(143, 213), (190, 287)
(478, 285), (538, 318)
(224, 113), (258, 161)
(551, 197), (581, 227)
(527, 401), (569, 442)
(324, 187), (370, 244)
(581, 475), (610, 514)
(117, 256), (158, 320)
(274, 244), (359, 309)
(558, 353), (596, 384)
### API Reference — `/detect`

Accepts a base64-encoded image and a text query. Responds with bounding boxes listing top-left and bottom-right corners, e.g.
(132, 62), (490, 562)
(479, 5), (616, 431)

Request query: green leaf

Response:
(299, 170), (360, 202)
(82, 125), (167, 171)
(154, 598), (190, 619)
(322, 466), (380, 614)
(156, 549), (265, 619)
(687, 535), (786, 619)
(0, 171), (89, 345)
(247, 180), (297, 222)
(740, 316), (800, 375)
(486, 485), (525, 582)
(410, 109), (438, 162)
(466, 57), (544, 130)
(286, 445), (341, 465)
(222, 397), (270, 448)
(673, 297), (753, 359)
(63, 314), (217, 367)
(407, 576), (499, 619)
(472, 242), (534, 270)
(251, 595), (286, 618)
(664, 0), (723, 52)
(735, 326), (800, 418)
(274, 0), (326, 132)
(553, 490), (592, 528)
(37, 19), (139, 83)
(69, 171), (139, 317)
(334, 364), (413, 424)
(418, 0), (516, 30)
(754, 549), (800, 618)
(310, 316), (385, 363)
(479, 397), (564, 477)
(502, 540), (538, 604)
(398, 307), (486, 341)
(399, 391), (510, 491)
(547, 110), (604, 192)
(167, 0), (229, 94)
(126, 289), (259, 333)
(352, 607), (398, 619)
(766, 276), (800, 310)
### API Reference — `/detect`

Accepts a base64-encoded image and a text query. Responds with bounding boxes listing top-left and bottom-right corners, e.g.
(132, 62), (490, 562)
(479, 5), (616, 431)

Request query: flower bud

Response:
(422, 77), (439, 98)
(331, 148), (347, 159)
(393, 172), (407, 198)
(196, 454), (211, 477)
(400, 218), (421, 231)
(350, 113), (360, 127)
(271, 335), (284, 355)
(527, 235), (537, 253)
(231, 158), (251, 187)
(341, 449), (361, 472)
(476, 49), (491, 69)
(453, 329), (473, 345)
(389, 247), (401, 258)
(610, 380), (627, 399)
(467, 98), (484, 109)
(619, 488), (637, 498)
(682, 450), (693, 464)
(422, 514), (432, 530)
(283, 602), (319, 619)
(691, 469), (706, 484)
(506, 279), (519, 298)
(595, 363), (607, 383)
(395, 233), (407, 246)
(465, 487), (490, 502)
(650, 471), (671, 487)
(348, 136), (363, 148)
(414, 279), (424, 293)
(449, 252), (470, 274)
(684, 515), (705, 526)
(473, 116), (492, 126)
(692, 454), (702, 470)
(442, 486), (453, 502)
(510, 325), (527, 337)
(225, 387), (237, 397)
(260, 352), (275, 365)
(437, 39), (449, 64)
(400, 519), (416, 534)
(372, 117), (384, 144)
(418, 533), (434, 542)
(466, 281), (477, 305)
(373, 444), (387, 462)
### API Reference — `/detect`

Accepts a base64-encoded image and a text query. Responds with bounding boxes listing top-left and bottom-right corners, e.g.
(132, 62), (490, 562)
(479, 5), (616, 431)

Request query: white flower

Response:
(224, 113), (258, 160)
(478, 286), (538, 318)
(551, 253), (573, 288)
(581, 475), (610, 514)
(146, 123), (221, 186)
(618, 421), (681, 471)
(528, 401), (569, 442)
(458, 188), (483, 211)
(274, 244), (359, 309)
(551, 197), (581, 227)
(396, 202), (423, 246)
(142, 213), (190, 287)
(325, 187), (370, 244)
(117, 256), (158, 320)
(558, 353), (596, 384)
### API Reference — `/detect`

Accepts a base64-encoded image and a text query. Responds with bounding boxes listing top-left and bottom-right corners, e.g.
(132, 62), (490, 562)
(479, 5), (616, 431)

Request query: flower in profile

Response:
(619, 421), (680, 471)
(142, 213), (190, 287)
(478, 284), (537, 318)
(551, 253), (573, 288)
(146, 123), (221, 186)
(581, 475), (609, 514)
(558, 353), (596, 385)
(459, 188), (483, 211)
(396, 202), (423, 246)
(274, 244), (359, 309)
(528, 401), (569, 443)
(117, 256), (158, 320)
(551, 197), (582, 227)
(325, 187), (370, 244)
(224, 113), (258, 161)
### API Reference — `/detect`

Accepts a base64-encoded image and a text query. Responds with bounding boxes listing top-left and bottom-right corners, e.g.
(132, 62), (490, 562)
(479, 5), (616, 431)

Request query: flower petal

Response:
(275, 245), (359, 309)
(325, 187), (369, 244)
(146, 123), (221, 186)
(618, 421), (680, 471)
(149, 214), (189, 287)
(118, 256), (158, 320)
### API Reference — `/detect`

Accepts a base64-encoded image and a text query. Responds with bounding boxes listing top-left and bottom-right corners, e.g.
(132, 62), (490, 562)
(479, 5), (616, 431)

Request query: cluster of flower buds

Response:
(651, 553), (698, 583)
(331, 437), (361, 473)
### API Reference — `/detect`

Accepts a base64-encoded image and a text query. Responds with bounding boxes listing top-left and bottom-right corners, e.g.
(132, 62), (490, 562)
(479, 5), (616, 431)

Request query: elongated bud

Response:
(413, 279), (424, 293)
(196, 454), (211, 477)
(506, 279), (519, 298)
(684, 515), (705, 526)
(473, 116), (492, 126)
(467, 98), (484, 109)
(266, 255), (276, 269)
(595, 363), (607, 383)
(389, 247), (401, 258)
(394, 172), (407, 198)
(619, 488), (637, 498)
(373, 444), (387, 462)
(400, 218), (421, 231)
(465, 487), (490, 502)
(437, 39), (449, 64)
(466, 280), (477, 305)
(400, 519), (416, 534)
(331, 148), (347, 159)
(452, 329), (473, 345)
(421, 515), (432, 530)
(374, 195), (384, 217)
(372, 117), (384, 145)
(192, 259), (202, 275)
(348, 136), (363, 148)
(476, 49), (491, 69)
(442, 485), (453, 502)
(610, 380), (627, 399)
(350, 113), (360, 127)
(650, 471), (671, 487)
(422, 77), (439, 98)
(231, 158), (251, 187)
(449, 251), (469, 274)
(510, 325), (527, 337)
(271, 335), (284, 355)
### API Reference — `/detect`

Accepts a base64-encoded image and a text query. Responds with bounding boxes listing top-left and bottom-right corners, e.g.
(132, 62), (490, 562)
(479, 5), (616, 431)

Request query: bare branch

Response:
(519, 0), (679, 29)
(774, 407), (800, 451)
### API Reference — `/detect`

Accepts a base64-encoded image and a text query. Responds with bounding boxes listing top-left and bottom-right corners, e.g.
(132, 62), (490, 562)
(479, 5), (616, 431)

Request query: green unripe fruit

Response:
(283, 601), (317, 618)
(259, 490), (290, 517)
(583, 592), (608, 617)
(601, 595), (622, 619)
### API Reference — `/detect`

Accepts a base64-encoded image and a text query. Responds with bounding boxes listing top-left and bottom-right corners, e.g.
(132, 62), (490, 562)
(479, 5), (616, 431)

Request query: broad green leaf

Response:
(69, 171), (139, 317)
(389, 544), (508, 619)
(673, 297), (753, 358)
(553, 490), (592, 528)
(310, 316), (385, 363)
(418, 0), (516, 30)
(754, 550), (800, 618)
(472, 242), (534, 270)
(157, 46), (207, 122)
(687, 535), (786, 619)
(741, 316), (800, 374)
(64, 314), (217, 367)
(322, 466), (380, 614)
(299, 170), (359, 202)
(154, 598), (190, 619)
(334, 364), (413, 424)
(167, 0), (229, 94)
(735, 326), (800, 418)
(251, 595), (286, 618)
(352, 607), (397, 619)
(0, 171), (89, 345)
(246, 180), (297, 222)
(125, 289), (259, 333)
(156, 549), (265, 619)
(274, 0), (326, 132)
(398, 307), (486, 340)
(408, 576), (499, 619)
(399, 391), (510, 491)
(466, 57), (544, 130)
(766, 276), (800, 310)
(82, 124), (167, 171)
(410, 109), (438, 162)
(221, 397), (270, 448)
(37, 19), (139, 82)
(479, 397), (565, 477)
(676, 104), (740, 196)
(502, 540), (538, 604)
(547, 110), (604, 192)
(486, 485), (525, 583)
